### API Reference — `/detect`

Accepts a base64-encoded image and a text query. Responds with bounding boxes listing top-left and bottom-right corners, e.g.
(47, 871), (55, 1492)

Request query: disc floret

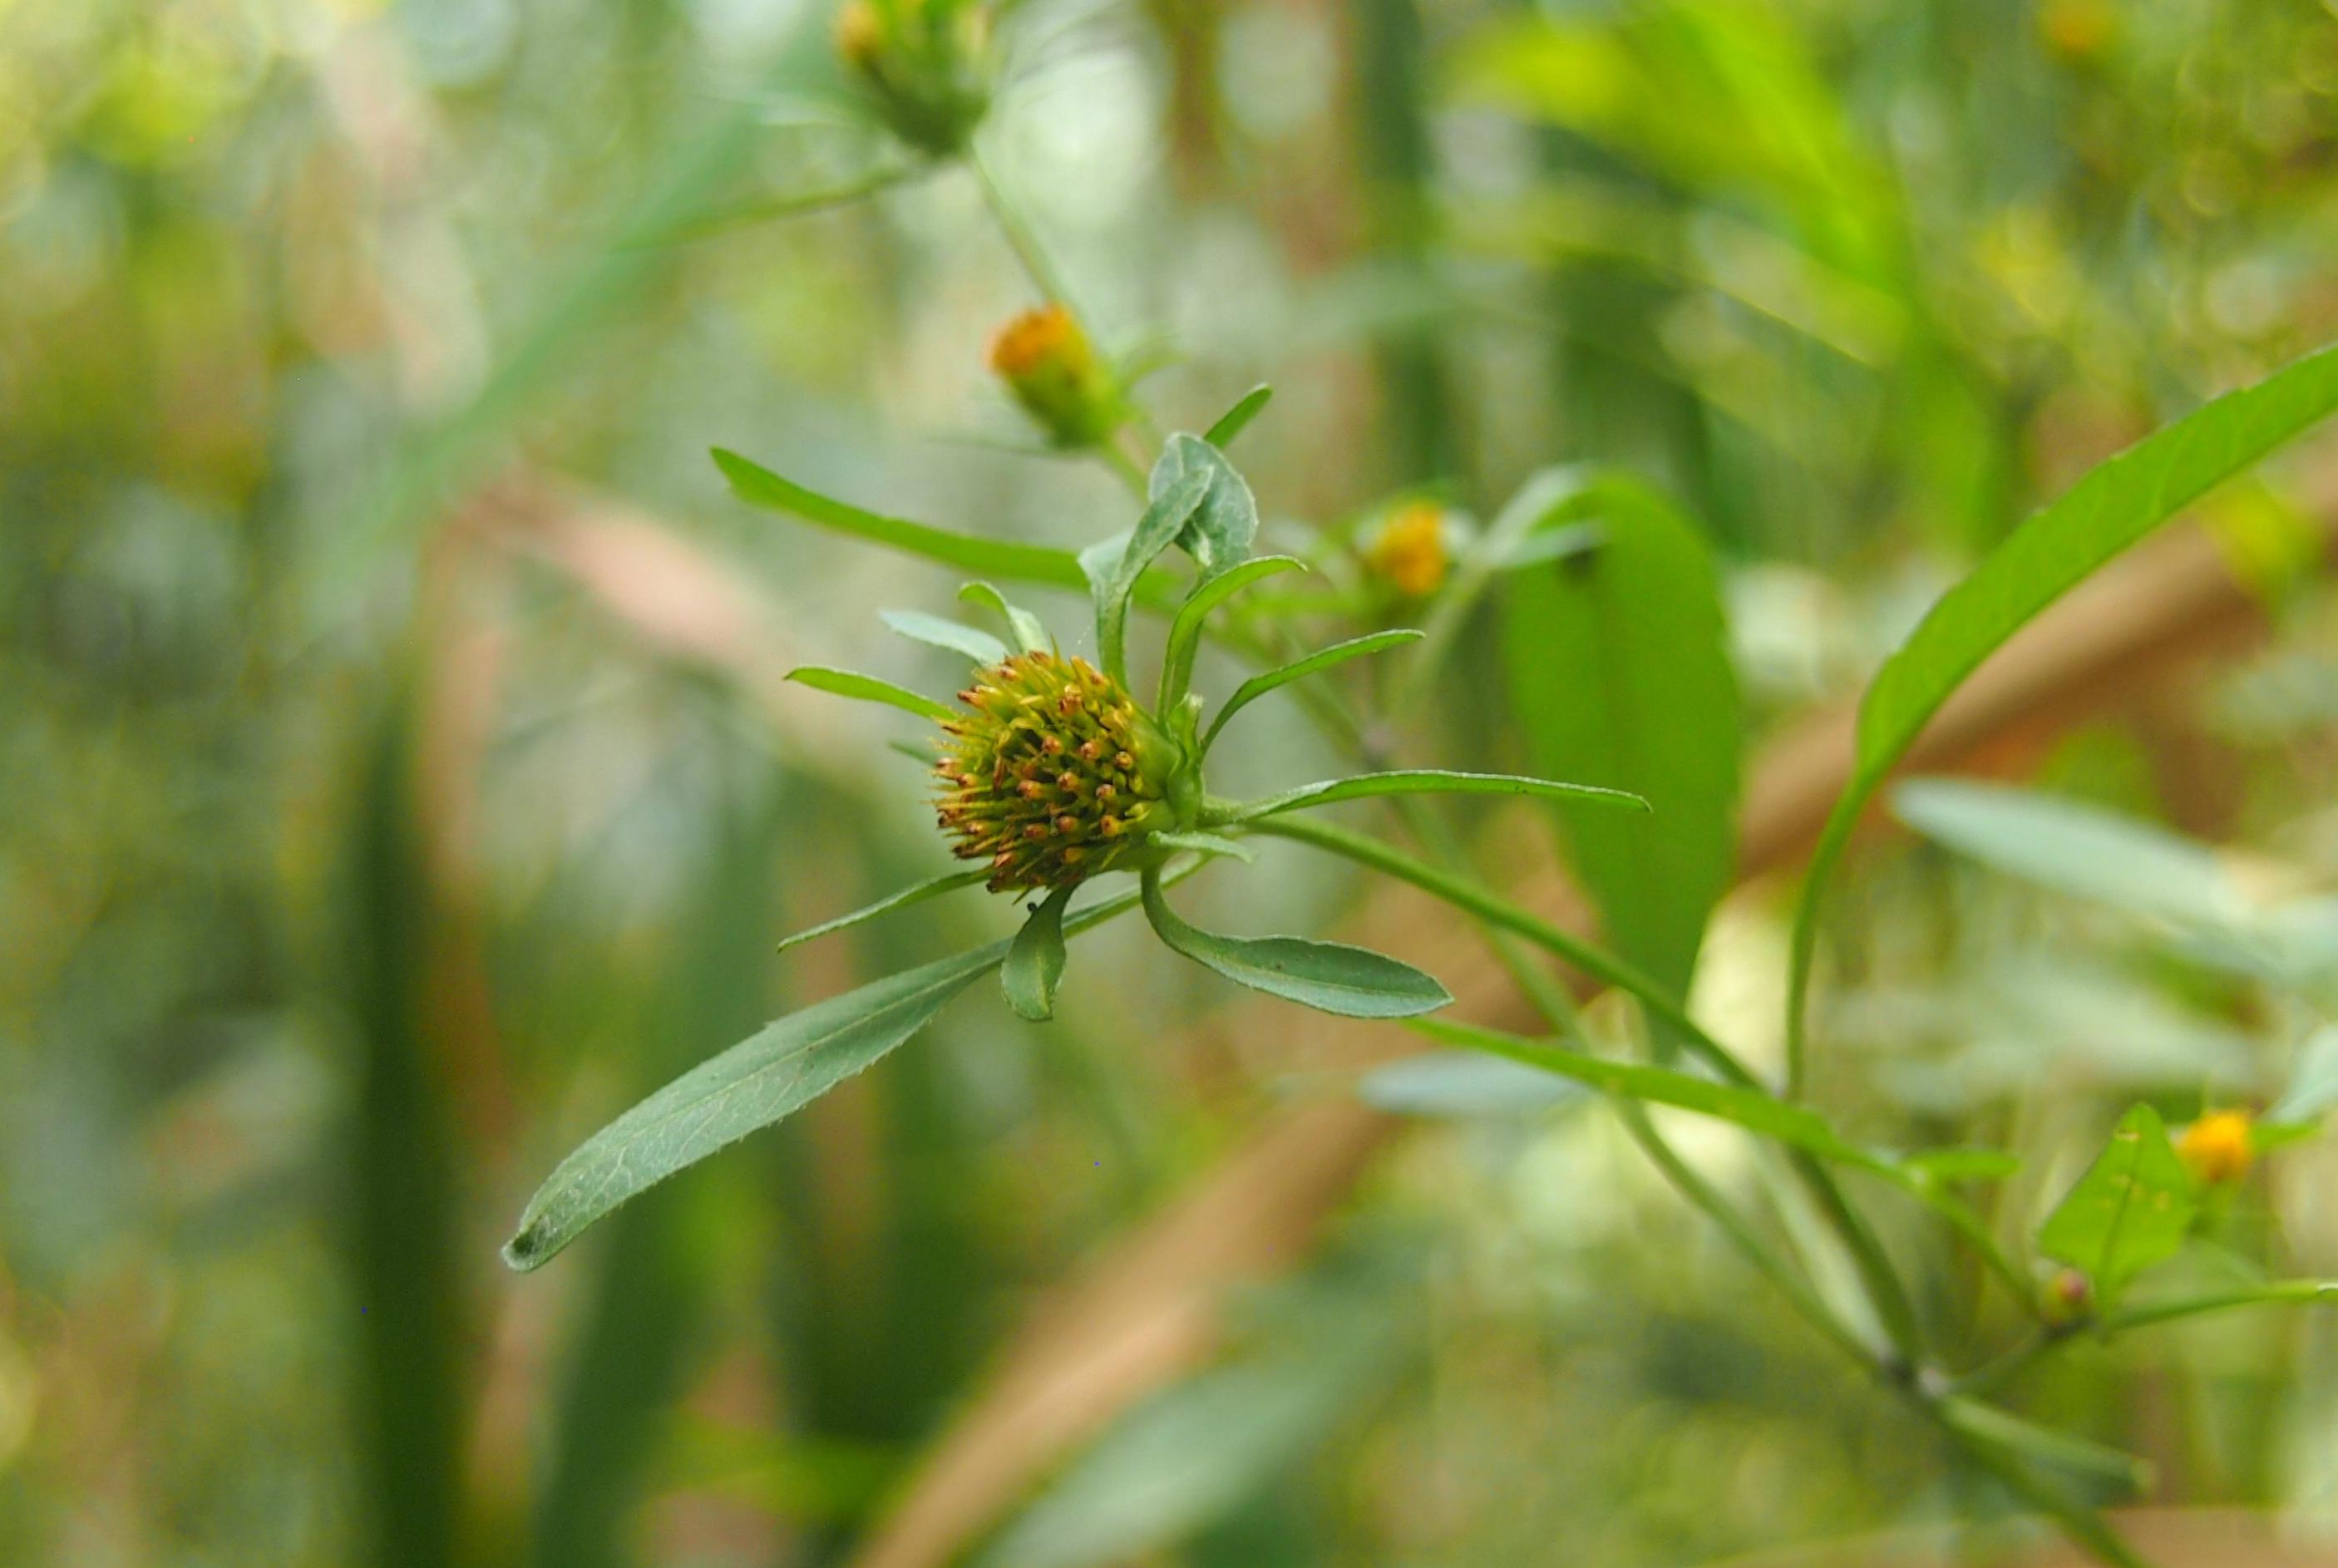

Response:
(935, 651), (1179, 891)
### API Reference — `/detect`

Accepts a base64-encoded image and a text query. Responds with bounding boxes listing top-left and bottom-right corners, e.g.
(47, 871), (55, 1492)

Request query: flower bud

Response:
(933, 651), (1178, 891)
(1363, 501), (1453, 599)
(2178, 1108), (2254, 1186)
(2043, 1267), (2094, 1326)
(989, 305), (1122, 449)
(835, 0), (993, 156)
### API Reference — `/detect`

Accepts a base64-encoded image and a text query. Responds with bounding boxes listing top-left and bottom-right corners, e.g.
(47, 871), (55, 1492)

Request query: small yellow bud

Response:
(988, 304), (1121, 448)
(1364, 502), (1451, 599)
(2179, 1109), (2254, 1186)
(2043, 1267), (2094, 1326)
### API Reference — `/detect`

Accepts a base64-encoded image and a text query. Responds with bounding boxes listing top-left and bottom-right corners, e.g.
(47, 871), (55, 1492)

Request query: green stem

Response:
(970, 141), (1079, 313)
(1248, 812), (1929, 1367)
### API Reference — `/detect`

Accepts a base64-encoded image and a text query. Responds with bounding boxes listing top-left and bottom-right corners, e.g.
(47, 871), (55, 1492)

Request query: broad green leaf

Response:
(1216, 769), (1649, 825)
(1892, 779), (2247, 929)
(715, 447), (1091, 588)
(1149, 831), (1254, 863)
(1203, 384), (1274, 450)
(1790, 340), (2338, 1084)
(1201, 630), (1423, 753)
(1359, 1052), (1586, 1117)
(1002, 886), (1071, 1021)
(784, 666), (954, 723)
(2037, 1104), (2197, 1305)
(959, 581), (1050, 653)
(776, 869), (989, 954)
(1147, 433), (1259, 580)
(1157, 555), (1306, 711)
(880, 609), (1008, 667)
(2270, 1025), (2338, 1125)
(505, 882), (1154, 1270)
(1503, 474), (1739, 1000)
(1096, 470), (1213, 683)
(1141, 871), (1450, 1018)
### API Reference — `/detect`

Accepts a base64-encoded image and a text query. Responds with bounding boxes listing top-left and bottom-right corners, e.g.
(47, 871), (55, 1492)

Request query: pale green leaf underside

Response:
(505, 881), (1153, 1270)
(1097, 471), (1213, 680)
(880, 609), (1008, 667)
(1141, 872), (1449, 1018)
(1219, 769), (1649, 824)
(1148, 431), (1260, 580)
(959, 581), (1050, 653)
(785, 666), (954, 722)
(2036, 1103), (2196, 1304)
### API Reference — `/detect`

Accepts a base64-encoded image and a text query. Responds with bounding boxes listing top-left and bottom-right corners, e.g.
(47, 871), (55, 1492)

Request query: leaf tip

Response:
(501, 1222), (553, 1273)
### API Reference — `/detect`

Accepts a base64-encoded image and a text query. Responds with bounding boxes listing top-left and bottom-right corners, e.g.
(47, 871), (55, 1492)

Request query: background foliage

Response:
(15, 0), (2338, 1563)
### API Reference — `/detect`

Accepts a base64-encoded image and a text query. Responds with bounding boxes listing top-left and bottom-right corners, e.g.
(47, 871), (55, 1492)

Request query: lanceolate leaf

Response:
(1503, 475), (1739, 1001)
(1789, 342), (2338, 1083)
(1141, 871), (1450, 1018)
(1148, 433), (1260, 580)
(2037, 1104), (2197, 1306)
(716, 447), (1091, 588)
(776, 869), (989, 954)
(1216, 769), (1648, 825)
(880, 609), (1009, 667)
(1002, 885), (1072, 1021)
(1158, 555), (1306, 712)
(505, 882), (1157, 1270)
(1203, 384), (1274, 450)
(785, 666), (955, 722)
(1201, 630), (1423, 752)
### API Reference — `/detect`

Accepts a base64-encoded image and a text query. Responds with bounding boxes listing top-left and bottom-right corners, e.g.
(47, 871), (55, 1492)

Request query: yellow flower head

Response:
(2178, 1108), (2254, 1186)
(933, 652), (1174, 891)
(1364, 502), (1451, 599)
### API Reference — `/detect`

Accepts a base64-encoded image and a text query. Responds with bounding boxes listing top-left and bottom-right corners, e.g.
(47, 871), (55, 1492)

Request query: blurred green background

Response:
(14, 0), (2338, 1563)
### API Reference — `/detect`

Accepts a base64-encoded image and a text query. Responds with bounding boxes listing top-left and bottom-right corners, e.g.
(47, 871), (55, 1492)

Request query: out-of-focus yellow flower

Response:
(988, 303), (1121, 448)
(833, 0), (993, 155)
(2040, 0), (2116, 62)
(1364, 503), (1451, 599)
(2179, 1109), (2254, 1186)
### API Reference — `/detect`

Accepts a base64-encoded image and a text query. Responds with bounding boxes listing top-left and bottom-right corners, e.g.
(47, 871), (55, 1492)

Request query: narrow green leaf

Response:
(2108, 1279), (2338, 1334)
(1790, 341), (2338, 1087)
(1940, 1398), (2153, 1493)
(880, 609), (1009, 667)
(1504, 475), (1739, 1001)
(1002, 885), (1072, 1021)
(1202, 384), (1274, 450)
(1141, 870), (1450, 1018)
(1201, 630), (1423, 753)
(959, 581), (1050, 653)
(2037, 1104), (2197, 1306)
(1216, 769), (1649, 825)
(1147, 433), (1260, 580)
(1097, 471), (1213, 683)
(1409, 1018), (1873, 1166)
(505, 882), (1157, 1269)
(1157, 555), (1306, 712)
(1150, 831), (1254, 863)
(785, 666), (955, 722)
(777, 870), (989, 954)
(715, 447), (1093, 588)
(1892, 779), (2247, 929)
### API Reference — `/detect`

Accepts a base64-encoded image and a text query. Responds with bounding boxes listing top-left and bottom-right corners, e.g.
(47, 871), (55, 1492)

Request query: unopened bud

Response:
(989, 304), (1122, 449)
(2044, 1268), (2094, 1325)
(835, 0), (993, 155)
(2179, 1108), (2254, 1186)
